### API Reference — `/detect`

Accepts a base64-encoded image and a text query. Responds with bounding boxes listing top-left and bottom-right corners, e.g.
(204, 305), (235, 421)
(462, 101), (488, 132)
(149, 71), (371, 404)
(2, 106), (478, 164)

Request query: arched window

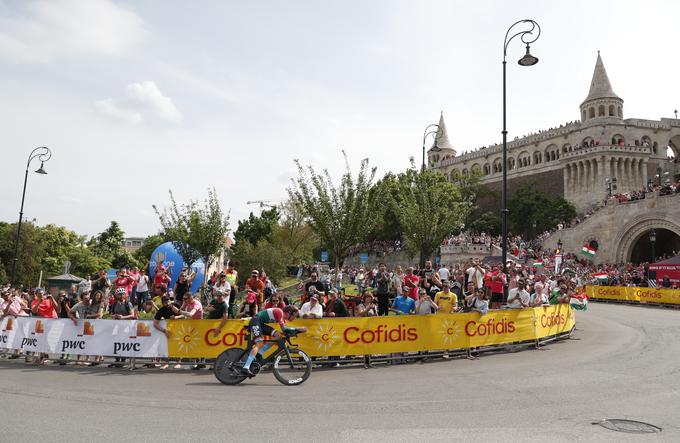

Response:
(582, 110), (587, 121)
(550, 151), (556, 161)
(608, 105), (615, 116)
(617, 106), (622, 117)
(641, 136), (651, 147)
(582, 136), (593, 147)
(598, 105), (605, 116)
(611, 134), (625, 146)
(483, 163), (491, 175)
(653, 142), (658, 154)
(589, 107), (595, 118)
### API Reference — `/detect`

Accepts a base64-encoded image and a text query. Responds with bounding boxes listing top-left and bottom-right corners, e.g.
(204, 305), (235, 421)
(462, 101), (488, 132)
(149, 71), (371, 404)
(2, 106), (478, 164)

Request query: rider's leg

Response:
(243, 341), (264, 370)
(257, 331), (279, 357)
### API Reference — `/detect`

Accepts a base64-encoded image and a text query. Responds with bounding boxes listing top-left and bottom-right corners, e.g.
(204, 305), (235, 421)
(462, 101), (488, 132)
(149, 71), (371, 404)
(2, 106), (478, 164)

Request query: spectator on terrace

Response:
(466, 259), (485, 290)
(661, 275), (672, 288)
(68, 292), (91, 325)
(77, 275), (91, 297)
(91, 270), (111, 300)
(490, 265), (506, 309)
(374, 262), (391, 316)
(108, 287), (135, 368)
(174, 268), (196, 306)
(403, 267), (420, 300)
(245, 269), (265, 308)
(465, 288), (489, 315)
(530, 282), (548, 306)
(0, 289), (28, 318)
(391, 290), (415, 315)
(30, 289), (59, 365)
(113, 269), (134, 301)
(415, 289), (438, 315)
(434, 280), (459, 314)
(507, 279), (530, 309)
(303, 271), (325, 305)
(153, 295), (176, 370)
(391, 265), (405, 297)
(135, 268), (150, 311)
(300, 294), (323, 319)
(264, 292), (286, 310)
(136, 300), (156, 320)
(236, 292), (259, 319)
(325, 289), (349, 317)
(357, 292), (378, 317)
(176, 292), (203, 319)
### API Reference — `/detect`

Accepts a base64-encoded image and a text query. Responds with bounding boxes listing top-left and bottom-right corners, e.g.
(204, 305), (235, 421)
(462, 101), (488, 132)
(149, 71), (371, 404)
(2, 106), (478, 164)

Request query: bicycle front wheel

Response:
(214, 348), (247, 385)
(272, 349), (312, 386)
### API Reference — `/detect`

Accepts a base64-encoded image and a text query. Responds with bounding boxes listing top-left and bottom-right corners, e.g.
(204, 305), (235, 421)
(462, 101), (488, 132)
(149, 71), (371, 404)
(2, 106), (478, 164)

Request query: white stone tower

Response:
(580, 52), (624, 123)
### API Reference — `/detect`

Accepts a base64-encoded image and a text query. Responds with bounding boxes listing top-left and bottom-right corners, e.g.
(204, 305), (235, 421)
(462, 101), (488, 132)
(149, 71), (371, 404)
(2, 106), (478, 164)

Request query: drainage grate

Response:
(593, 419), (662, 434)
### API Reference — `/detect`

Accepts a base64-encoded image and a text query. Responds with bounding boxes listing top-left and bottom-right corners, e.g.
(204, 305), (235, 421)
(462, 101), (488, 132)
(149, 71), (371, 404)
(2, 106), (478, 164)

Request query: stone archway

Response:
(669, 134), (680, 159)
(615, 214), (680, 263)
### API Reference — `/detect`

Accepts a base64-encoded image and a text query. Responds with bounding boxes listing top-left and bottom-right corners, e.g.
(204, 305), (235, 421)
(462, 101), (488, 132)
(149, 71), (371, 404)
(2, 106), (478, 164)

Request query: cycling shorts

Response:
(248, 316), (275, 342)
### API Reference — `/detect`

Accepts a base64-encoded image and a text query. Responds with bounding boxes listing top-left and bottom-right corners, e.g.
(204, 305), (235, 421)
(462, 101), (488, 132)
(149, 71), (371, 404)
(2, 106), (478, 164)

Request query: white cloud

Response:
(0, 0), (144, 63)
(94, 81), (182, 124)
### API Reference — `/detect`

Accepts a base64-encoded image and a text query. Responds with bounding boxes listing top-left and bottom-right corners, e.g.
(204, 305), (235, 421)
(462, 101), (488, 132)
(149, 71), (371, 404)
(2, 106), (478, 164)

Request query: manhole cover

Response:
(593, 419), (661, 434)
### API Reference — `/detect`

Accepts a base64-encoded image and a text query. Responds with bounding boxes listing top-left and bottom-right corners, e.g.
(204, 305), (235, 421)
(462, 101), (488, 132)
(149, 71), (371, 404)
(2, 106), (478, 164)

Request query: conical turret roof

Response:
(434, 111), (454, 151)
(583, 52), (620, 104)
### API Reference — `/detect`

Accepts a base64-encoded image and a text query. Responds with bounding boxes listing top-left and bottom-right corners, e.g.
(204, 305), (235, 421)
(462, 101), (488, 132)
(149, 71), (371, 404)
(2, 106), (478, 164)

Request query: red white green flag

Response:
(582, 244), (596, 258)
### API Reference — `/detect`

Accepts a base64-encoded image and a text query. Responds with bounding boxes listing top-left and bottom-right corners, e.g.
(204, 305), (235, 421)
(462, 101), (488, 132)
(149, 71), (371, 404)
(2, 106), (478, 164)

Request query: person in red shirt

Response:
(30, 288), (60, 365)
(31, 289), (60, 318)
(490, 265), (507, 310)
(245, 269), (265, 308)
(153, 263), (171, 291)
(113, 270), (134, 297)
(403, 267), (420, 300)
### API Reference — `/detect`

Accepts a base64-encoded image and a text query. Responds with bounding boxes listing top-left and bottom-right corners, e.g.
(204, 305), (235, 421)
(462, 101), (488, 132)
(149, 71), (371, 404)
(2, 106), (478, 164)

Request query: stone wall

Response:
(541, 192), (680, 263)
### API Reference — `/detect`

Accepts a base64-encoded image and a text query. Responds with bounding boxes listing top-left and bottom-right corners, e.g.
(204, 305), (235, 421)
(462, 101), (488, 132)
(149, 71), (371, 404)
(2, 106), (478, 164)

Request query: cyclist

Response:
(222, 305), (305, 376)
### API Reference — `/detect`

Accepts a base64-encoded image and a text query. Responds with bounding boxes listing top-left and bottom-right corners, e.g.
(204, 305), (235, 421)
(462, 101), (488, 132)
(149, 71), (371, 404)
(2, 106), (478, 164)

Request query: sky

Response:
(0, 0), (678, 239)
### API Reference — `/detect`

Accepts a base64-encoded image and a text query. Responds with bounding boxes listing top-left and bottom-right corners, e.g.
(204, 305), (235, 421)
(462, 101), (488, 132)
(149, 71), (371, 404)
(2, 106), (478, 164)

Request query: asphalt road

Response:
(1, 303), (679, 442)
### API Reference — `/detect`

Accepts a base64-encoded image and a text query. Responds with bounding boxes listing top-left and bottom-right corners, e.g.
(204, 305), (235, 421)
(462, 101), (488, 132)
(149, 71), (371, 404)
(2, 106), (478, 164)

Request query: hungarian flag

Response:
(581, 244), (596, 258)
(561, 268), (576, 276)
(593, 272), (608, 282)
(570, 292), (588, 311)
(534, 259), (543, 269)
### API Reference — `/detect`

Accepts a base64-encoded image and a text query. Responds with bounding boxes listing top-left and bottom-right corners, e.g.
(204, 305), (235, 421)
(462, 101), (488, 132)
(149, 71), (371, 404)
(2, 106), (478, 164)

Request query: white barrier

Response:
(0, 317), (168, 358)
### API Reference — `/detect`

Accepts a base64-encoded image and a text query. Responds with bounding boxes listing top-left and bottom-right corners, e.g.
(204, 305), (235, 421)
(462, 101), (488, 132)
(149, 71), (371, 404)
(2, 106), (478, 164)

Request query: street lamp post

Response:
(11, 147), (52, 286)
(422, 124), (441, 172)
(502, 19), (541, 300)
(649, 229), (657, 262)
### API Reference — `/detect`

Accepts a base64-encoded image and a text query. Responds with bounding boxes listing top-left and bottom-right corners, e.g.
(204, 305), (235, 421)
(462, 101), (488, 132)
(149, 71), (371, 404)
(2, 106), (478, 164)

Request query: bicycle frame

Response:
(230, 330), (301, 374)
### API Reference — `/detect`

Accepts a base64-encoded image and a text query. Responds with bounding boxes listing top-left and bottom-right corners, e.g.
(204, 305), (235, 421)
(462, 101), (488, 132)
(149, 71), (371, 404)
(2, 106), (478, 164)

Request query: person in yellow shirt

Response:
(434, 280), (458, 313)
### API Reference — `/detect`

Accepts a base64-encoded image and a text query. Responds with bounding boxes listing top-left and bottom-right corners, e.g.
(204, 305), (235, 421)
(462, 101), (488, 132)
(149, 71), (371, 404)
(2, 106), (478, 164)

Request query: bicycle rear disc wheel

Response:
(214, 348), (247, 385)
(272, 349), (312, 386)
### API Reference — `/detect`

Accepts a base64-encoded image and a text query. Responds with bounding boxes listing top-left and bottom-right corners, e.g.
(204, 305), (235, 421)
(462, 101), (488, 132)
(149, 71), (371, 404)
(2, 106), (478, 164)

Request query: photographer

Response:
(415, 289), (438, 315)
(374, 262), (391, 316)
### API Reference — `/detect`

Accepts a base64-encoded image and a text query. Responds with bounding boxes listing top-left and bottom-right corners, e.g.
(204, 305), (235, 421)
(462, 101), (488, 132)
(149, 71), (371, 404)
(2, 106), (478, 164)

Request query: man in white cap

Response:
(300, 293), (323, 319)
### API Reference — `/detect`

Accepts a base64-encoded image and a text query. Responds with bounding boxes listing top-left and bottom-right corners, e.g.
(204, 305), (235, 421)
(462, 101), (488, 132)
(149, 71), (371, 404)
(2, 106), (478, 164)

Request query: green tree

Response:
(388, 165), (471, 266)
(234, 207), (280, 246)
(507, 184), (576, 237)
(0, 221), (45, 287)
(272, 200), (318, 264)
(40, 224), (109, 277)
(154, 188), (230, 283)
(468, 211), (501, 235)
(231, 239), (287, 285)
(288, 153), (377, 272)
(87, 220), (139, 269)
(369, 173), (404, 241)
(133, 234), (166, 268)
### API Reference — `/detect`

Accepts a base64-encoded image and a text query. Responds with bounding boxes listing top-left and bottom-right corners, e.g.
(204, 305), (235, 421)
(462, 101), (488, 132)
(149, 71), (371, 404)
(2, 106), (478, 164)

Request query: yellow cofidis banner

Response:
(586, 285), (680, 305)
(166, 305), (575, 358)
